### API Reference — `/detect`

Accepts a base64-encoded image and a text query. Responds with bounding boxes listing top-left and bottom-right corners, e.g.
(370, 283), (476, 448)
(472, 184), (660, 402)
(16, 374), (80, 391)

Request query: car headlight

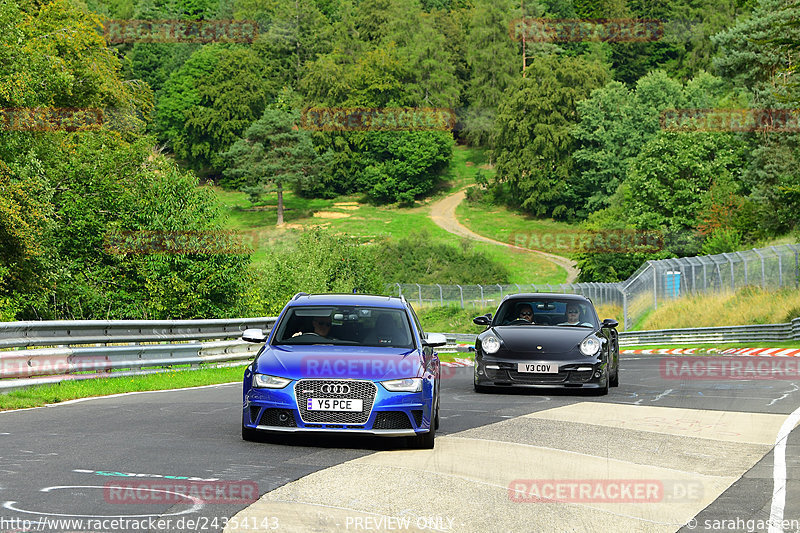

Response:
(252, 374), (291, 389)
(381, 378), (423, 392)
(482, 335), (501, 354)
(580, 337), (601, 356)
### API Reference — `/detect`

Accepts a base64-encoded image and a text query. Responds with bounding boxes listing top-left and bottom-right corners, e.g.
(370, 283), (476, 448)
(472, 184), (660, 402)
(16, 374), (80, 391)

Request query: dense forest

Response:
(1, 0), (798, 320)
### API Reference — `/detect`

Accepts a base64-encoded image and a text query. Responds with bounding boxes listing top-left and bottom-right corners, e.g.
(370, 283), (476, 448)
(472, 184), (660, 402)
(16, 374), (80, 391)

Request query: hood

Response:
(486, 325), (598, 355)
(255, 344), (421, 381)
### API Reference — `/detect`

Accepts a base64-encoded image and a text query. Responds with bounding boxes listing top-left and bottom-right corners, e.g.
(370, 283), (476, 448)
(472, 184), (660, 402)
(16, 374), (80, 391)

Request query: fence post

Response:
(771, 246), (783, 287)
(497, 284), (503, 300)
(479, 285), (484, 307)
(457, 285), (464, 309)
(436, 284), (443, 306)
(515, 284), (521, 293)
(653, 264), (658, 309)
(722, 253), (735, 291)
(396, 283), (402, 297)
(753, 248), (766, 288)
(416, 283), (422, 307)
(735, 251), (749, 286)
(622, 289), (628, 331)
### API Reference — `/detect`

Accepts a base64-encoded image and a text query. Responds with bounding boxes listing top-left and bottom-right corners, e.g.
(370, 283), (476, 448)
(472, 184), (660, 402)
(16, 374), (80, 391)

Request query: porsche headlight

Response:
(580, 337), (601, 356)
(252, 374), (291, 389)
(382, 378), (423, 392)
(482, 335), (500, 354)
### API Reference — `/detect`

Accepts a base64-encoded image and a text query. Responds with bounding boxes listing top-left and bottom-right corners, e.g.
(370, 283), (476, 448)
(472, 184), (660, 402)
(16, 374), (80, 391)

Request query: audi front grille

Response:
(295, 379), (377, 425)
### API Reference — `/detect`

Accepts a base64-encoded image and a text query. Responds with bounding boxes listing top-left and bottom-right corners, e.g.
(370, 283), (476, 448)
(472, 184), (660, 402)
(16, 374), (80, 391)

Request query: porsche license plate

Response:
(518, 362), (558, 373)
(306, 398), (363, 411)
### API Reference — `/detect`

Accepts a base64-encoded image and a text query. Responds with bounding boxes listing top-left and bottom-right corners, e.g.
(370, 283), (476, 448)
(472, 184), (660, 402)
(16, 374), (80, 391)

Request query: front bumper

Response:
(474, 356), (607, 388)
(243, 378), (433, 435)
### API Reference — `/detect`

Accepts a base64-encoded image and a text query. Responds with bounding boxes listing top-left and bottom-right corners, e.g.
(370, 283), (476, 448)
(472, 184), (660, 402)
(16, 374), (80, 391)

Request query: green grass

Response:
(638, 286), (800, 330)
(0, 365), (247, 411)
(433, 144), (492, 196)
(456, 200), (579, 259)
(0, 355), (479, 410)
(212, 145), (567, 283)
(415, 304), (495, 333)
(622, 342), (800, 352)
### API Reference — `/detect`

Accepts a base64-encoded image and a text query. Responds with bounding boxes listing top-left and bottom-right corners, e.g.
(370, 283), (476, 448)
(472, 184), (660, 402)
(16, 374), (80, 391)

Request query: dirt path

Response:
(429, 189), (580, 283)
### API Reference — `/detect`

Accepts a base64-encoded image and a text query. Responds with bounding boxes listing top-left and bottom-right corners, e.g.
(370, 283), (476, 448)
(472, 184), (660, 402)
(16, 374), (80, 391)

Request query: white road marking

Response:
(768, 404), (800, 533)
(651, 389), (673, 402)
(2, 485), (203, 518)
(768, 384), (800, 407)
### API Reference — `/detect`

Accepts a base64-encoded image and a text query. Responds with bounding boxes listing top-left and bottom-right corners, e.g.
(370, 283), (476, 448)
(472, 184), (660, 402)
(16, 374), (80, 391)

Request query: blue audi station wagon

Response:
(241, 293), (444, 448)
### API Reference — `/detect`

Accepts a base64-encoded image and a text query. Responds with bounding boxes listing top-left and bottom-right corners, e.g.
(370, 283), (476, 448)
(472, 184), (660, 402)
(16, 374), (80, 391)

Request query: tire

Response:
(610, 364), (619, 387)
(595, 369), (610, 396)
(410, 402), (437, 449)
(411, 423), (435, 449)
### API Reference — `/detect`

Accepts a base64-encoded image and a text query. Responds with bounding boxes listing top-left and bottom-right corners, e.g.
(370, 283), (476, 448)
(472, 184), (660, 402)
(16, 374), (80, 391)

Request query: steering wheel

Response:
(509, 318), (532, 325)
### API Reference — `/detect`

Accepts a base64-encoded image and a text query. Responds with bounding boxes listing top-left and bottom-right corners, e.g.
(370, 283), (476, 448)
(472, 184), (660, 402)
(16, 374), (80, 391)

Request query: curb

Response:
(622, 347), (800, 357)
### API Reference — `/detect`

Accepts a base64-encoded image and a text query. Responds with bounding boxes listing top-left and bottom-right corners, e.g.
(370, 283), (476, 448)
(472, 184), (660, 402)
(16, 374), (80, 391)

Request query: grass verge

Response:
(0, 365), (247, 411)
(622, 342), (800, 353)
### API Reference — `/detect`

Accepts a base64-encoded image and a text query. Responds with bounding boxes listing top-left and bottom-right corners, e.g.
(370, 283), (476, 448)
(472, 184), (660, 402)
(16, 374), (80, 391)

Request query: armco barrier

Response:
(436, 318), (800, 350)
(0, 317), (277, 392)
(3, 317), (798, 392)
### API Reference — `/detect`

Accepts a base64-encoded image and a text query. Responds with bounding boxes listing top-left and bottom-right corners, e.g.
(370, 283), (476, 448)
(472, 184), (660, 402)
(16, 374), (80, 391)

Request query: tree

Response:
(156, 45), (276, 175)
(491, 55), (608, 219)
(572, 70), (707, 216)
(222, 108), (326, 225)
(624, 132), (748, 240)
(462, 0), (521, 146)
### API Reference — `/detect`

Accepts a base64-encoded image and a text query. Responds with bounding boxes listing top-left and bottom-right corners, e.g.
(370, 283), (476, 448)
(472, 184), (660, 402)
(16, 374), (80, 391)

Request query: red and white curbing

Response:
(622, 347), (800, 357)
(441, 357), (474, 368)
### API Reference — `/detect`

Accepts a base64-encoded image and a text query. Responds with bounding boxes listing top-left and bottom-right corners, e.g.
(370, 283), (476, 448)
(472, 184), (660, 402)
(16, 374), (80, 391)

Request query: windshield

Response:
(495, 299), (598, 328)
(272, 306), (415, 348)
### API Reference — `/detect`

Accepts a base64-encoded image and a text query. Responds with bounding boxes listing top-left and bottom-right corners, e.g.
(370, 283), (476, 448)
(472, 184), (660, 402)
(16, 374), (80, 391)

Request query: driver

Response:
(312, 316), (333, 337)
(517, 304), (533, 323)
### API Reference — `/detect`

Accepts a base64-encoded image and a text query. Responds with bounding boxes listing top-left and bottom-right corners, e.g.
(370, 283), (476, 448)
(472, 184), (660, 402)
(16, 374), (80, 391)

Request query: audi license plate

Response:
(307, 398), (363, 412)
(518, 362), (558, 373)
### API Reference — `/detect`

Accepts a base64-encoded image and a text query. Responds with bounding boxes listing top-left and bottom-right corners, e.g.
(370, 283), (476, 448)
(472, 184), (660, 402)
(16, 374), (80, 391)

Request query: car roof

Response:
(502, 293), (592, 303)
(288, 293), (406, 309)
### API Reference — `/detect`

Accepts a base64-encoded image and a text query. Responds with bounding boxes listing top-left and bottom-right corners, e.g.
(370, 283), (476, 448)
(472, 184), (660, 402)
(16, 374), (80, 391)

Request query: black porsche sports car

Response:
(472, 294), (619, 394)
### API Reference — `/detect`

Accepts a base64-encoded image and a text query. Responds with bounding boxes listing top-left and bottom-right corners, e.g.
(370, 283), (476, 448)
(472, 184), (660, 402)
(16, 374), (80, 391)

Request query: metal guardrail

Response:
(436, 318), (800, 350)
(0, 317), (277, 392)
(618, 318), (800, 346)
(2, 317), (798, 392)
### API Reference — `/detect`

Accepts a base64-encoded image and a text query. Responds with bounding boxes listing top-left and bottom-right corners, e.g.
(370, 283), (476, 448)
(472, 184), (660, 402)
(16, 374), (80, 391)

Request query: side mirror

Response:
(602, 318), (619, 329)
(242, 328), (267, 343)
(473, 315), (491, 326)
(423, 333), (447, 348)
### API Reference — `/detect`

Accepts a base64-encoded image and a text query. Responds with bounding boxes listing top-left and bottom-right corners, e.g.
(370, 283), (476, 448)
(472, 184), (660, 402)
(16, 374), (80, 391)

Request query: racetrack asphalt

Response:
(1, 355), (798, 533)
